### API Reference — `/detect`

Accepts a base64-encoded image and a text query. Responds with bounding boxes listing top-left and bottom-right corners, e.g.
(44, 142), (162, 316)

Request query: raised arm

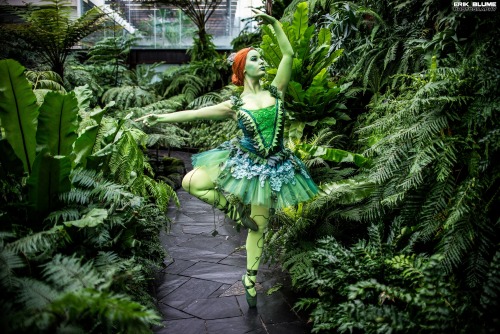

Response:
(253, 10), (293, 94)
(135, 100), (234, 126)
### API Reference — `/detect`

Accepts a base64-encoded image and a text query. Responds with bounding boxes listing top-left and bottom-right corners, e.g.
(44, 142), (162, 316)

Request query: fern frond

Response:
(41, 254), (105, 291)
(45, 207), (81, 224)
(16, 277), (59, 310)
(0, 247), (25, 289)
(6, 228), (61, 256)
(187, 91), (223, 109)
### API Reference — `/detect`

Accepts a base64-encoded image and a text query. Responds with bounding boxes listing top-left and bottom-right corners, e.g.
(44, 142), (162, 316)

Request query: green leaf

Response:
(266, 283), (283, 295)
(311, 68), (328, 88)
(74, 84), (93, 112)
(73, 124), (99, 168)
(291, 2), (309, 44)
(296, 143), (368, 167)
(64, 208), (108, 228)
(297, 26), (315, 61)
(287, 81), (305, 103)
(320, 179), (375, 204)
(305, 86), (325, 106)
(37, 91), (78, 156)
(288, 121), (306, 142)
(319, 117), (337, 126)
(27, 151), (72, 213)
(0, 59), (39, 173)
(318, 28), (331, 47)
(261, 28), (281, 68)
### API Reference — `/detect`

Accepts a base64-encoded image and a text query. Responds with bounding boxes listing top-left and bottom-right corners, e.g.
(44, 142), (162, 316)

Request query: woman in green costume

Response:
(136, 10), (318, 308)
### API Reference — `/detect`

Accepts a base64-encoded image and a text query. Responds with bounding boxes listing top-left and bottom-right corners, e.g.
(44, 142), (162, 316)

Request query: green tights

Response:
(182, 167), (269, 297)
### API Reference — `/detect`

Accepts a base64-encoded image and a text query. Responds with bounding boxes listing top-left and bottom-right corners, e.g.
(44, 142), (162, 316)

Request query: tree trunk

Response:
(52, 59), (65, 81)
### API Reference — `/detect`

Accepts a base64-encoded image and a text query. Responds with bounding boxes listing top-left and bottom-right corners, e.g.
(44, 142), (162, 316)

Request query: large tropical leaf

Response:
(296, 143), (368, 167)
(0, 59), (39, 173)
(73, 125), (100, 168)
(63, 208), (108, 228)
(261, 26), (282, 68)
(290, 2), (309, 46)
(27, 150), (72, 213)
(37, 91), (78, 156)
(72, 103), (109, 168)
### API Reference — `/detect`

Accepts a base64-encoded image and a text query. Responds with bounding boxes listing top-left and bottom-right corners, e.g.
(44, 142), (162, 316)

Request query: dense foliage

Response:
(0, 0), (107, 79)
(262, 1), (500, 333)
(0, 59), (177, 333)
(1, 0), (499, 333)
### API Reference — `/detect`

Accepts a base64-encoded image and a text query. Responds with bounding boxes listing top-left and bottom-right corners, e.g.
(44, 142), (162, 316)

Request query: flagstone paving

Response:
(153, 151), (311, 334)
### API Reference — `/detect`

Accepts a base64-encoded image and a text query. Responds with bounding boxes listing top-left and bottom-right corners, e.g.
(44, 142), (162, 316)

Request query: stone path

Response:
(153, 152), (311, 334)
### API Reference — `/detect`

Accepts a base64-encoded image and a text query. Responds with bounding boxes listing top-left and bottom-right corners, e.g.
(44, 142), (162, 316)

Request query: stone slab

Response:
(206, 315), (265, 334)
(177, 234), (225, 250)
(156, 274), (190, 301)
(167, 247), (227, 263)
(182, 224), (218, 235)
(165, 259), (197, 275)
(157, 302), (193, 321)
(179, 261), (242, 285)
(266, 321), (312, 334)
(163, 277), (222, 309)
(255, 292), (300, 325)
(218, 252), (247, 268)
(181, 297), (241, 320)
(220, 280), (263, 297)
(155, 318), (206, 334)
(207, 283), (232, 298)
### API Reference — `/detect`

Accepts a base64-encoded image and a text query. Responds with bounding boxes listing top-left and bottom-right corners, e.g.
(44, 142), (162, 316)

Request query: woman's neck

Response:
(242, 77), (262, 95)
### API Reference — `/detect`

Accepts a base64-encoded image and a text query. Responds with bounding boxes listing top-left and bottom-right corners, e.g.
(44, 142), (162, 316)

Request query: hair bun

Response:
(232, 73), (243, 86)
(231, 47), (253, 87)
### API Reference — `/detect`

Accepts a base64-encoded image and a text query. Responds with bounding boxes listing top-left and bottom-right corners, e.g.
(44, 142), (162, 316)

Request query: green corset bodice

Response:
(232, 86), (285, 158)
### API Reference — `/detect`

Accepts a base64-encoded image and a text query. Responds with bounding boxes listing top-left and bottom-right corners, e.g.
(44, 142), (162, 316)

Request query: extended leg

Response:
(244, 205), (270, 299)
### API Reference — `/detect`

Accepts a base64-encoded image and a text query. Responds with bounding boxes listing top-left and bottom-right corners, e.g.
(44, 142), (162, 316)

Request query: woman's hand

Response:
(134, 114), (159, 127)
(252, 8), (277, 26)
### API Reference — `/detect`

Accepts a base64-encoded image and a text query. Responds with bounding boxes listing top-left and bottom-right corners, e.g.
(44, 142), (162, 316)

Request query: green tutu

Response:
(192, 139), (318, 209)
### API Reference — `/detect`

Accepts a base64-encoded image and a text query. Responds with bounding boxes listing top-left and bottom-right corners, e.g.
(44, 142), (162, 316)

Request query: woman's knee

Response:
(182, 168), (214, 194)
(181, 170), (196, 193)
(250, 206), (270, 232)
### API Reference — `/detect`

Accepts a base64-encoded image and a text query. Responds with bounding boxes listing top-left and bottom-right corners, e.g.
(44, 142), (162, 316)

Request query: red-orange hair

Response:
(231, 47), (253, 86)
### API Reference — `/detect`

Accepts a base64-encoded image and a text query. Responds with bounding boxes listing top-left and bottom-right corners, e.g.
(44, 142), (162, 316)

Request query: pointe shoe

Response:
(242, 270), (258, 308)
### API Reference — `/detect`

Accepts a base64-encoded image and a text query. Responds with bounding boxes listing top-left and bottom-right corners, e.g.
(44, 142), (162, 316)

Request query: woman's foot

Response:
(242, 270), (258, 308)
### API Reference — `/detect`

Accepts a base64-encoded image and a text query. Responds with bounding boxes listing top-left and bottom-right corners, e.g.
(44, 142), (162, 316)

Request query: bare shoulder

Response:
(214, 99), (236, 120)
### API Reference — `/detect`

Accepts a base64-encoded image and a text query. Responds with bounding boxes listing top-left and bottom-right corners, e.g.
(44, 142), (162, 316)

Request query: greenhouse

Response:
(0, 0), (498, 333)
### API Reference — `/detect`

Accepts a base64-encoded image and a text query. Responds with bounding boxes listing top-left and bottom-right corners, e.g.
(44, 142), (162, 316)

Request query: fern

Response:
(49, 290), (161, 333)
(41, 254), (105, 291)
(163, 74), (205, 102)
(15, 277), (59, 310)
(5, 227), (61, 256)
(187, 91), (223, 109)
(286, 226), (468, 333)
(0, 245), (25, 290)
(102, 85), (158, 110)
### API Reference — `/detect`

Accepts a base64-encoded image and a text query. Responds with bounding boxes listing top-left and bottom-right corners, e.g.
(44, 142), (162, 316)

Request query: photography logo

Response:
(453, 2), (497, 11)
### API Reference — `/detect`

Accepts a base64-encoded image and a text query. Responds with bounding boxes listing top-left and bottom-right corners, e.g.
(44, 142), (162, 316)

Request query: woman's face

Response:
(244, 49), (266, 80)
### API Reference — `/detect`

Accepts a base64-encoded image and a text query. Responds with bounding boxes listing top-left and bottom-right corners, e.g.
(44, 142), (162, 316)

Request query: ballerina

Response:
(136, 9), (318, 307)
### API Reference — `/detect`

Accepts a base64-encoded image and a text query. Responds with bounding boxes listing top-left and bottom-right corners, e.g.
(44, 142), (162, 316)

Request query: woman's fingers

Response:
(251, 8), (275, 24)
(134, 114), (155, 125)
(134, 114), (149, 122)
